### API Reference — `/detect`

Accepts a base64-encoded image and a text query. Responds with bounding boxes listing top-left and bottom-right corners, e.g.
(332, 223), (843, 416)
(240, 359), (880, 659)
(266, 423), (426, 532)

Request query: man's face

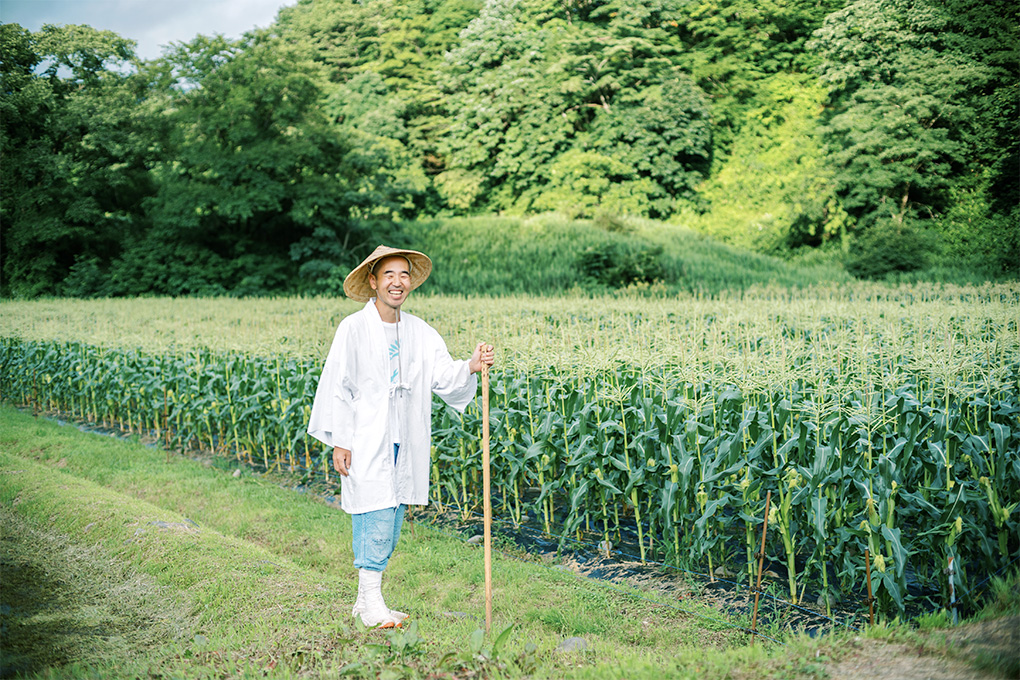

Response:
(369, 255), (412, 311)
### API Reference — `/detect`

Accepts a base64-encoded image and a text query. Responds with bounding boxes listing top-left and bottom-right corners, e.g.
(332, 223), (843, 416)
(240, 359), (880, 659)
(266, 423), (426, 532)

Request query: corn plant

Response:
(2, 282), (1018, 620)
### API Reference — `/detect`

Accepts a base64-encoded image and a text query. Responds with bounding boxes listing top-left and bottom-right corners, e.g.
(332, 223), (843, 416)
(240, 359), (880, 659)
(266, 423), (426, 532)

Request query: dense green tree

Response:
(277, 0), (715, 219)
(670, 0), (845, 150)
(113, 32), (385, 296)
(438, 0), (711, 217)
(3, 0), (1016, 298)
(436, 0), (570, 211)
(813, 0), (1019, 275)
(686, 73), (843, 254)
(276, 0), (483, 211)
(0, 23), (156, 297)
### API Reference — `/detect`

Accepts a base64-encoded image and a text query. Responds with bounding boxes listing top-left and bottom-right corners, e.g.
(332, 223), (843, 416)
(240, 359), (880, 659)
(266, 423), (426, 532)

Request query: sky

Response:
(1, 0), (298, 61)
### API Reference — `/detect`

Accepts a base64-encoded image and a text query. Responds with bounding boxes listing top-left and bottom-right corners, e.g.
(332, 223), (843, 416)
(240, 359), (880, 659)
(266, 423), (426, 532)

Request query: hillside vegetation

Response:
(391, 216), (850, 296)
(1, 0), (1017, 298)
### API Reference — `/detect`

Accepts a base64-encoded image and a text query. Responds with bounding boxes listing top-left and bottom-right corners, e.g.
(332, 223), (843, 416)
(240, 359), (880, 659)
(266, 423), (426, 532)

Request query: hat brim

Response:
(343, 246), (432, 302)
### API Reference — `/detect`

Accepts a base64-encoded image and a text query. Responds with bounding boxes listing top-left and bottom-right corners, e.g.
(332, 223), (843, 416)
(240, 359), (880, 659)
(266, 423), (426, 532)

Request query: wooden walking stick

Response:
(482, 362), (493, 633)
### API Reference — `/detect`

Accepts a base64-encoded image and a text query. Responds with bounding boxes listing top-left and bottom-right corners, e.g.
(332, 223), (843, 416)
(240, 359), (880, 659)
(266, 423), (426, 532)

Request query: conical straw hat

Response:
(342, 245), (432, 302)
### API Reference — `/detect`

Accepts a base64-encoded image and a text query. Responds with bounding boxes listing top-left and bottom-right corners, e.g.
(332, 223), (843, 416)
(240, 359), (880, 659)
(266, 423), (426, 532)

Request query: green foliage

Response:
(669, 0), (845, 152)
(390, 215), (847, 296)
(813, 0), (1020, 269)
(843, 219), (934, 280)
(0, 23), (403, 298)
(0, 23), (154, 298)
(277, 0), (483, 215)
(930, 168), (1020, 279)
(531, 150), (649, 218)
(686, 73), (841, 254)
(121, 31), (380, 296)
(437, 0), (712, 218)
(3, 0), (1017, 299)
(578, 242), (664, 289)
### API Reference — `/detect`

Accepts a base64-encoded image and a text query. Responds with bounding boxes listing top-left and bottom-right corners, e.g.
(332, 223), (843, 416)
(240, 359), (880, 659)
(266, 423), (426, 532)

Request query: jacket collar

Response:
(364, 299), (410, 395)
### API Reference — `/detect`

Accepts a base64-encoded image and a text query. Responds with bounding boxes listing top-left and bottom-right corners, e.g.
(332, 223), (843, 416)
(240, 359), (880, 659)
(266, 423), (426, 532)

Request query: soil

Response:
(825, 616), (1020, 680)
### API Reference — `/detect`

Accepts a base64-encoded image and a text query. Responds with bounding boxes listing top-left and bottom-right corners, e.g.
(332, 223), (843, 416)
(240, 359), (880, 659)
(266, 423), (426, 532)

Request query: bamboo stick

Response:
(865, 548), (874, 626)
(751, 490), (772, 644)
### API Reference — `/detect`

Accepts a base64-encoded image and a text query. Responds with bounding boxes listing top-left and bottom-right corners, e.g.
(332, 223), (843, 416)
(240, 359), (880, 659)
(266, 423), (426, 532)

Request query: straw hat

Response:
(343, 245), (433, 302)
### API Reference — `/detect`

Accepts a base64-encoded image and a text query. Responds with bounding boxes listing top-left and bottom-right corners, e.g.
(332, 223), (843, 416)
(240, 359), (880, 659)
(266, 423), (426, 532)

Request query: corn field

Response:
(2, 284), (1018, 619)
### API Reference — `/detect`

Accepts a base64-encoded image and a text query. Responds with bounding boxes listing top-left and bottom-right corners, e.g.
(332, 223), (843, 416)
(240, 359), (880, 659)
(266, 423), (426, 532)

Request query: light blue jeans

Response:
(351, 444), (405, 572)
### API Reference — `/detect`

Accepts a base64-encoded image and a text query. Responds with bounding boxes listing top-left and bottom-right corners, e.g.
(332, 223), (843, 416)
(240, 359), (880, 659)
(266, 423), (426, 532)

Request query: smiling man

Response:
(307, 245), (494, 628)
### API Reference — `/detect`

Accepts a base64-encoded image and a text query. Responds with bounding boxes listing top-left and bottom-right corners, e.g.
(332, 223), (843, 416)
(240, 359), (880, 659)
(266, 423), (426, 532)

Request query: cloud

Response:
(1, 0), (296, 60)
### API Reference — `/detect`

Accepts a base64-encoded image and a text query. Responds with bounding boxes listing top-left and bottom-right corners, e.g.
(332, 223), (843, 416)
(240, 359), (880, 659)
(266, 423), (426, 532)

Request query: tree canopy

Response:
(1, 0), (1016, 297)
(812, 0), (1018, 275)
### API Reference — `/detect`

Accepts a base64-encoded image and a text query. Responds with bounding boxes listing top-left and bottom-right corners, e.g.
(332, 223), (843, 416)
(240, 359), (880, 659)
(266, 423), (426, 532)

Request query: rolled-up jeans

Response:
(351, 444), (405, 572)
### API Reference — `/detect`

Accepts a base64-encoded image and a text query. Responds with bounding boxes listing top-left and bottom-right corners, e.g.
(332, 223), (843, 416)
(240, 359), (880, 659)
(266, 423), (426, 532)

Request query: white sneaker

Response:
(354, 569), (404, 628)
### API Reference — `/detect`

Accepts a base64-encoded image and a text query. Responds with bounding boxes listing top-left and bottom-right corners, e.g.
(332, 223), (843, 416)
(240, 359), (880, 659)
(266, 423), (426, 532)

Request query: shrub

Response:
(844, 219), (934, 280)
(578, 242), (664, 289)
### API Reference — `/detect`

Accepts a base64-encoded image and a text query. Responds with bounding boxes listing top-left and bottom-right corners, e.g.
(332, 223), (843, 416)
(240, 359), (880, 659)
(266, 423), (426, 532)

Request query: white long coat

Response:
(307, 300), (477, 514)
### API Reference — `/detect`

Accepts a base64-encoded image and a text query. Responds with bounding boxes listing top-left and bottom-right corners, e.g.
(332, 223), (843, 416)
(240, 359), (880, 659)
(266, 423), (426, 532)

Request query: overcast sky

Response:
(2, 0), (298, 61)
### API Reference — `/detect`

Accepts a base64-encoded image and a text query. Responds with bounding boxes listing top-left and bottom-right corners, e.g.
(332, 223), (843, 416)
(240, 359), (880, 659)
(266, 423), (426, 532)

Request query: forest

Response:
(1, 0), (1017, 298)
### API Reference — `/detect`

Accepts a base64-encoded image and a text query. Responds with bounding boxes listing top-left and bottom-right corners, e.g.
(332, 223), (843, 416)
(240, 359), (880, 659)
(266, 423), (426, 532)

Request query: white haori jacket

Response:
(307, 300), (477, 514)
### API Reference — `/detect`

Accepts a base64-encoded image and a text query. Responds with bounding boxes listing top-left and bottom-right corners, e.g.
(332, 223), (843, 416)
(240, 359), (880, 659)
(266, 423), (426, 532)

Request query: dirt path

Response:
(826, 617), (1019, 680)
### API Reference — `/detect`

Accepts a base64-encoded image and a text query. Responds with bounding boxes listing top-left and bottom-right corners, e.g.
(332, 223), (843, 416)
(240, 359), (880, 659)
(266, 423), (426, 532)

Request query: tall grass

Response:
(391, 215), (850, 296)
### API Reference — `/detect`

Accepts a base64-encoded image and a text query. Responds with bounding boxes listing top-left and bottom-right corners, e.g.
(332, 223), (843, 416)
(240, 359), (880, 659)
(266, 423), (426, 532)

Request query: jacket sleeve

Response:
(307, 322), (358, 450)
(429, 327), (477, 412)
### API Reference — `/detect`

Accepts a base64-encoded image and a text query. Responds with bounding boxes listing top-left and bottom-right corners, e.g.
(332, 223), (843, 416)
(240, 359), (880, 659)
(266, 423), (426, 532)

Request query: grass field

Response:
(0, 405), (790, 679)
(3, 406), (1018, 679)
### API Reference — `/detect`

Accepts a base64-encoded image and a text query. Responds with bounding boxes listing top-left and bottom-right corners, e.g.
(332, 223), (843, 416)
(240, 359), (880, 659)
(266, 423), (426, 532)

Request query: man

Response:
(307, 245), (494, 628)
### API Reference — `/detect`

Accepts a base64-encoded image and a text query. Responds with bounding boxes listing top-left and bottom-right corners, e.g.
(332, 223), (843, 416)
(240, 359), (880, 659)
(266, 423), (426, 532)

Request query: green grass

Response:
(0, 505), (193, 677)
(0, 405), (759, 678)
(391, 215), (850, 296)
(2, 405), (1017, 679)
